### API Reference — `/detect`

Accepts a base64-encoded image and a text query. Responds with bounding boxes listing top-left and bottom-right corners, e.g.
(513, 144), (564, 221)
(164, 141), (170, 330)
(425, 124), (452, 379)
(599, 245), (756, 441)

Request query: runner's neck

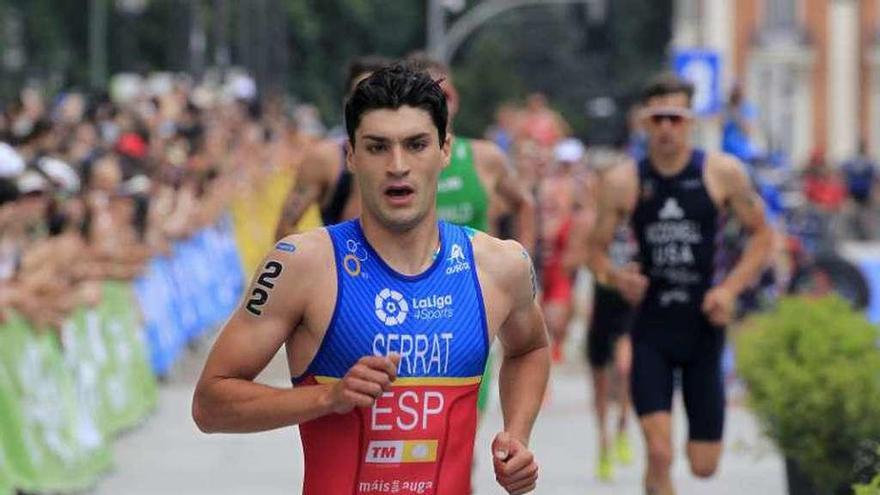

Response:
(358, 212), (441, 276)
(649, 146), (693, 177)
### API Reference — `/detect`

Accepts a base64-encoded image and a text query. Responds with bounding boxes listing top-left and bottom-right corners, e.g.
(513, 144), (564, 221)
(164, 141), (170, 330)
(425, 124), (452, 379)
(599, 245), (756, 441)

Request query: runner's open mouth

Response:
(385, 185), (414, 198)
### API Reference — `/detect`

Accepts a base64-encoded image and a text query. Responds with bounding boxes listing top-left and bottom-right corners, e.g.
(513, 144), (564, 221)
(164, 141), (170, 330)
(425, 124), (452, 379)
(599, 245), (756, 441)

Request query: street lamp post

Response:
(426, 0), (448, 61)
(428, 0), (599, 64)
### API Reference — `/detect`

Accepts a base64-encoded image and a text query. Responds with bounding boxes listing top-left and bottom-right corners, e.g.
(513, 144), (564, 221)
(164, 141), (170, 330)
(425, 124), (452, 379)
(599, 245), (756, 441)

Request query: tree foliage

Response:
(451, 0), (671, 142)
(285, 0), (425, 125)
(0, 0), (671, 142)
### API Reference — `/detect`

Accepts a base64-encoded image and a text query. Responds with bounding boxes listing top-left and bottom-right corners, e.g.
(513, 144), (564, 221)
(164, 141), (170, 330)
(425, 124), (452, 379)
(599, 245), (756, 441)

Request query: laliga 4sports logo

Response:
(375, 288), (455, 325)
(375, 288), (408, 326)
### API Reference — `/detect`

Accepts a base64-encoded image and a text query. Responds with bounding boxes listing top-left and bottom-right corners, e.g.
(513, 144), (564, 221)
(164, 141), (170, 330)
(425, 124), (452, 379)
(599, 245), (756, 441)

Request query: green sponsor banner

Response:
(0, 313), (111, 493)
(0, 282), (158, 493)
(60, 282), (158, 439)
(61, 307), (112, 448)
(0, 449), (12, 495)
(0, 461), (11, 495)
(0, 365), (16, 495)
(97, 282), (158, 434)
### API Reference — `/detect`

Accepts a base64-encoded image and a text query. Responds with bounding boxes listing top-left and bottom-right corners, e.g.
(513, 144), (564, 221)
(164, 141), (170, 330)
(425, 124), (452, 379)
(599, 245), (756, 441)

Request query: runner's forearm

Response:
(720, 224), (773, 296)
(498, 345), (550, 445)
(586, 247), (615, 287)
(516, 195), (537, 254)
(275, 200), (307, 239)
(193, 378), (332, 434)
(274, 183), (317, 239)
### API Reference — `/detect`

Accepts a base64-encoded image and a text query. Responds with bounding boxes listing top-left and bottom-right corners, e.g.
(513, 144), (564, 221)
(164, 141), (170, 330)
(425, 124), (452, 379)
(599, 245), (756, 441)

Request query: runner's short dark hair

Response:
(345, 55), (392, 94)
(344, 64), (448, 147)
(641, 72), (695, 105)
(405, 51), (450, 77)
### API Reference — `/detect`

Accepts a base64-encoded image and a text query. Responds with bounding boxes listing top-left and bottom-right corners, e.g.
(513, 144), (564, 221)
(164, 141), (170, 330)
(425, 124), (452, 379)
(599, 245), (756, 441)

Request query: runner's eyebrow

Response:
(362, 133), (431, 143)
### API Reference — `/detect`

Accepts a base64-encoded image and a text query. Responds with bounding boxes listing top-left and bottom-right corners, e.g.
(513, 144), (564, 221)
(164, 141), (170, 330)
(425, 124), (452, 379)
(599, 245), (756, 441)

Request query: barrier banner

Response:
(181, 235), (216, 337)
(60, 307), (110, 450)
(0, 314), (111, 493)
(96, 282), (158, 434)
(0, 202), (289, 492)
(0, 285), (156, 494)
(0, 456), (11, 495)
(134, 255), (186, 376)
(168, 241), (204, 341)
(198, 218), (244, 324)
(0, 362), (18, 495)
(134, 216), (245, 376)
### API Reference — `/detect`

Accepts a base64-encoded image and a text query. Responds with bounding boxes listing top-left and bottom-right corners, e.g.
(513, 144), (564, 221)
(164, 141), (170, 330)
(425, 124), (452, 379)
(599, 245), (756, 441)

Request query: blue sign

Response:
(673, 49), (722, 116)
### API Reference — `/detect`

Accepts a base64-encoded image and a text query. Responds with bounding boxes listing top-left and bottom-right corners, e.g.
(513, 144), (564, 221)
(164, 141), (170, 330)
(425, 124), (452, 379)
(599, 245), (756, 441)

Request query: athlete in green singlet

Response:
(437, 137), (490, 232)
(410, 54), (537, 415)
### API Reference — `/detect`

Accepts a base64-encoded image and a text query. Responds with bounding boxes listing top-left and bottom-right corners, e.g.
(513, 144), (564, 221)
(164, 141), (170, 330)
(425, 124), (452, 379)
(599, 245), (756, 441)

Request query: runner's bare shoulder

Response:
(469, 138), (508, 172)
(601, 157), (639, 212)
(703, 151), (749, 204)
(301, 138), (345, 183)
(470, 231), (533, 305)
(704, 150), (747, 180)
(246, 228), (335, 319)
(272, 228), (334, 279)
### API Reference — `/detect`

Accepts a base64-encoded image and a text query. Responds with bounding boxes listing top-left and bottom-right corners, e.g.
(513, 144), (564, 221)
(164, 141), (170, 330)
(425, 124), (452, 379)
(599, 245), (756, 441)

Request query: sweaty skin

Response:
(427, 61), (536, 251)
(275, 138), (360, 238)
(587, 151), (772, 322)
(471, 138), (536, 251)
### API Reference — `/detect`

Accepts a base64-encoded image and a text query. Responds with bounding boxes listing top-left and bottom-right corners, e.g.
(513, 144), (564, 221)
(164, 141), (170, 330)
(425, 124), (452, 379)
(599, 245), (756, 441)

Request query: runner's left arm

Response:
(479, 141), (537, 254)
(562, 170), (597, 270)
(496, 242), (550, 446)
(717, 156), (773, 296)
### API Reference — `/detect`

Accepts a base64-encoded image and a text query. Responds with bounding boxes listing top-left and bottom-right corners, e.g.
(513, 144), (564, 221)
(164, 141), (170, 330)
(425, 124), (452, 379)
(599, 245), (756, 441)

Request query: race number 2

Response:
(246, 261), (283, 316)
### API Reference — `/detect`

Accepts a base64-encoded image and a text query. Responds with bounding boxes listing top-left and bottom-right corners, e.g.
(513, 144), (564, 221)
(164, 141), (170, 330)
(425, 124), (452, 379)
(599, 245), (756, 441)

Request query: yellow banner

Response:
(231, 166), (322, 276)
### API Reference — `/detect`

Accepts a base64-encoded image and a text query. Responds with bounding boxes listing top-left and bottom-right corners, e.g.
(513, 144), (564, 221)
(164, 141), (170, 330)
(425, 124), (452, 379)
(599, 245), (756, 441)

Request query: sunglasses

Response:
(650, 114), (686, 125)
(644, 108), (693, 126)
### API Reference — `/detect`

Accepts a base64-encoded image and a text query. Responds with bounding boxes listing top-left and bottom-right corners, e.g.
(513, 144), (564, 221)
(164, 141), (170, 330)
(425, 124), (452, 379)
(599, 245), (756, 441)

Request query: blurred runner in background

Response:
(275, 55), (390, 238)
(587, 73), (772, 495)
(408, 53), (536, 421)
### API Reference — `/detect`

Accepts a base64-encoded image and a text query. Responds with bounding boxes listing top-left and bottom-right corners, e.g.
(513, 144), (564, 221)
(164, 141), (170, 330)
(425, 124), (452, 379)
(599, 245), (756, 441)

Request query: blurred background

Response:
(0, 1), (878, 494)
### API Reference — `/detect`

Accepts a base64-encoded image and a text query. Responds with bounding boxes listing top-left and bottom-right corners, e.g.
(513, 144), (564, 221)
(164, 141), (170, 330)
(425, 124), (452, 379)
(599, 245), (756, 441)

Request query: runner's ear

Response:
(440, 134), (452, 169)
(345, 141), (355, 173)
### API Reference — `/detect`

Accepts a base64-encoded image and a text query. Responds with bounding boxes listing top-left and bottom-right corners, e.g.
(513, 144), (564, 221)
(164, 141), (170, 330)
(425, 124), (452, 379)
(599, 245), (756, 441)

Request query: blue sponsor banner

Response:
(134, 217), (244, 376)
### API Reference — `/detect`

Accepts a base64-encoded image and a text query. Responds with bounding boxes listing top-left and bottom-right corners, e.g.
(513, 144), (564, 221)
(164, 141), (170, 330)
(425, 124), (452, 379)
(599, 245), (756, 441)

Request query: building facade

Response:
(673, 0), (876, 166)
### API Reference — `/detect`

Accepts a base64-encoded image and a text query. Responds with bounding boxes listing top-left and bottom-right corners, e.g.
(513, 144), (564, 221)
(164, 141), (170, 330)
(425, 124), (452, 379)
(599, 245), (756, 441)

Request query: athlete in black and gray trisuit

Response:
(587, 73), (772, 495)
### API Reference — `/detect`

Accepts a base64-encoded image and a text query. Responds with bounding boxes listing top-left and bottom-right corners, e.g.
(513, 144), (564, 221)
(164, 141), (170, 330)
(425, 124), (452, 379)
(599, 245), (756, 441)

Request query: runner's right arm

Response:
(562, 170), (597, 270)
(273, 142), (334, 239)
(585, 163), (646, 306)
(474, 139), (537, 253)
(192, 232), (398, 433)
